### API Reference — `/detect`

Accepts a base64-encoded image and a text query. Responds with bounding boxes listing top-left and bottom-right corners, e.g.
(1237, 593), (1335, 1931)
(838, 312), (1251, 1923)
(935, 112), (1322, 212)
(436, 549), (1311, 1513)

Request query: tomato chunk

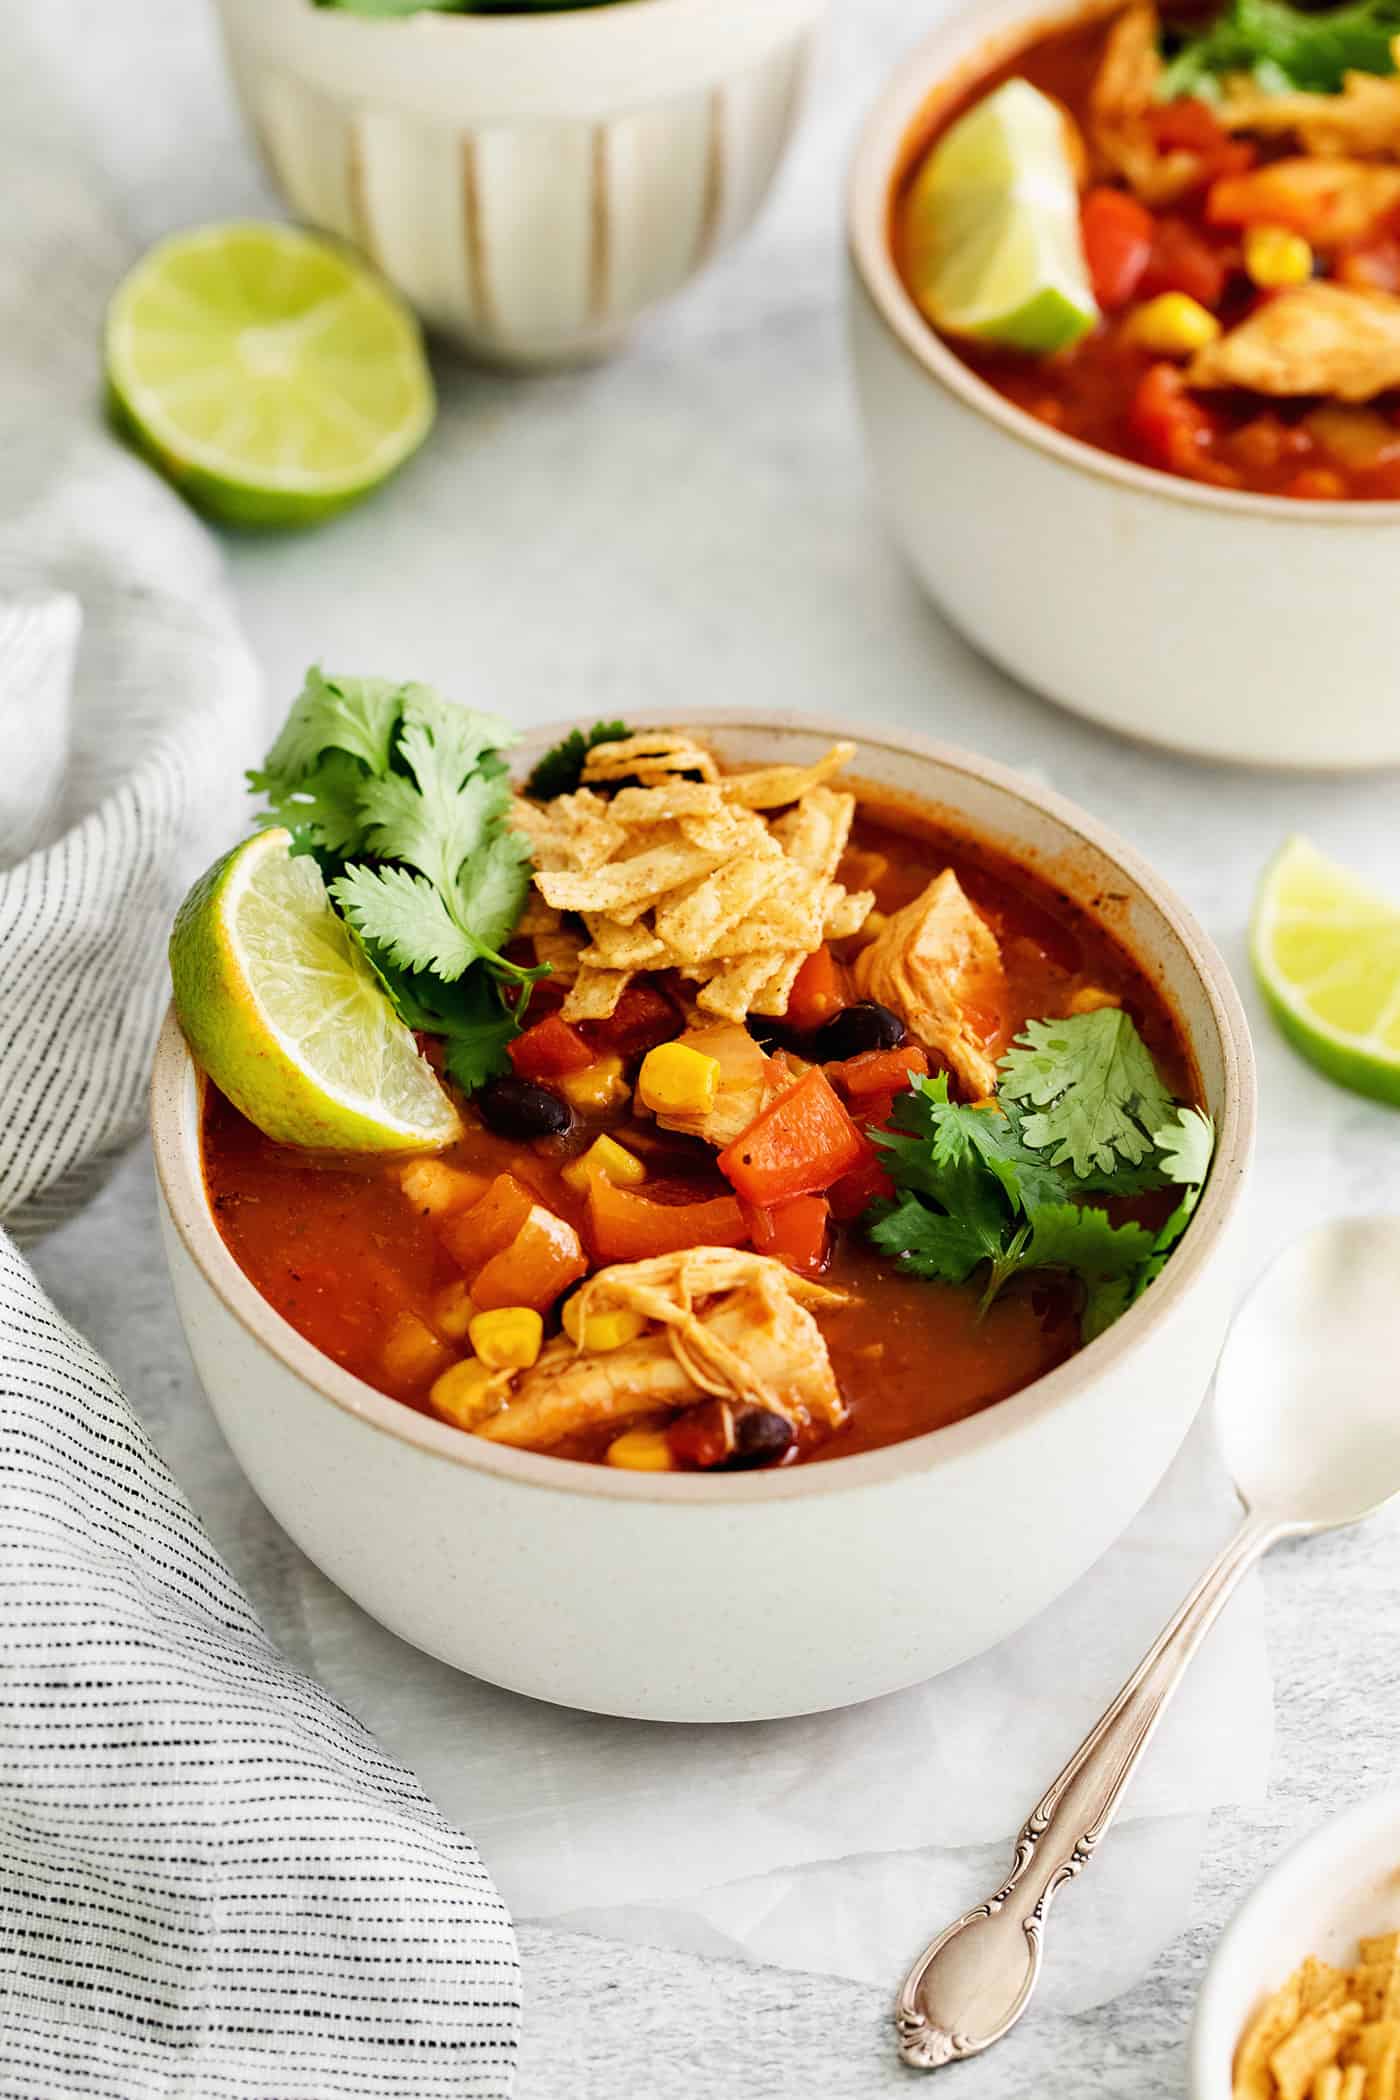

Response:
(508, 1013), (594, 1081)
(828, 1044), (929, 1099)
(742, 1194), (831, 1278)
(718, 1067), (870, 1206)
(438, 1172), (536, 1277)
(473, 1204), (587, 1312)
(584, 982), (681, 1059)
(1129, 362), (1232, 484)
(588, 1178), (748, 1263)
(1140, 217), (1228, 309)
(784, 946), (847, 1034)
(827, 1153), (895, 1222)
(1080, 187), (1153, 310)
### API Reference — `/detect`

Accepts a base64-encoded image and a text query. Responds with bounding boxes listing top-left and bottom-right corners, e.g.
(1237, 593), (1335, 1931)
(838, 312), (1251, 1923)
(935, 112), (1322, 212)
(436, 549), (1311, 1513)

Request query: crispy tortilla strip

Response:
(772, 786), (856, 882)
(854, 868), (1007, 1098)
(1236, 1974), (1306, 2100)
(1301, 1961), (1352, 2014)
(827, 885), (876, 940)
(1090, 3), (1204, 203)
(1344, 2019), (1400, 2100)
(1360, 1939), (1400, 1969)
(1219, 69), (1400, 160)
(695, 952), (784, 1023)
(578, 915), (668, 970)
(1272, 2004), (1364, 2100)
(718, 744), (857, 811)
(652, 848), (788, 969)
(1355, 1964), (1400, 2025)
(1187, 282), (1400, 402)
(562, 965), (632, 1020)
(515, 788), (628, 872)
(608, 781), (725, 824)
(581, 732), (719, 786)
(1339, 2065), (1366, 2100)
(1316, 2067), (1344, 2100)
(534, 836), (728, 915)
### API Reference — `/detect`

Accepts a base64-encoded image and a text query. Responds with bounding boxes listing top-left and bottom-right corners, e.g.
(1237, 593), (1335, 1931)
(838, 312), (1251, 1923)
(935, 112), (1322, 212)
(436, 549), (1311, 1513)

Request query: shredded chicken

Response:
(474, 1249), (849, 1452)
(1208, 158), (1400, 248)
(853, 870), (1006, 1098)
(649, 1024), (773, 1149)
(1187, 281), (1400, 400)
(1217, 69), (1400, 161)
(1090, 4), (1205, 202)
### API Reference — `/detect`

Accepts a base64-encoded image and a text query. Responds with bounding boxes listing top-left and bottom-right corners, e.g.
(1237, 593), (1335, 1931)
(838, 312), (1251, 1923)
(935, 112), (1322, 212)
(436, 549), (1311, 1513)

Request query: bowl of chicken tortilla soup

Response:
(849, 0), (1400, 769)
(152, 706), (1253, 1720)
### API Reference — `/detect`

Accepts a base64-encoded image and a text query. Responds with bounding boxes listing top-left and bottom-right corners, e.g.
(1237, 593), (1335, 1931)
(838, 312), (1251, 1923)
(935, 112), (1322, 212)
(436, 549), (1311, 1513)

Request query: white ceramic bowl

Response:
(1190, 1792), (1400, 2100)
(214, 0), (822, 366)
(151, 714), (1255, 1722)
(846, 0), (1400, 772)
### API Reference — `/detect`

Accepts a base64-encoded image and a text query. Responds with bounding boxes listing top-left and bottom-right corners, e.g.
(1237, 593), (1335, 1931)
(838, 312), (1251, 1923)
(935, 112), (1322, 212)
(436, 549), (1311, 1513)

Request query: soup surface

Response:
(203, 797), (1193, 1468)
(894, 2), (1400, 499)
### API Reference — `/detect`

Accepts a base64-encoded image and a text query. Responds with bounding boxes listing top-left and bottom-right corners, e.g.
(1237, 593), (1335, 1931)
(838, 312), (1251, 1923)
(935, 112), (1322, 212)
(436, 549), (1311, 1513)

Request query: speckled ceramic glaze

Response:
(150, 716), (1255, 1722)
(847, 0), (1400, 771)
(213, 0), (822, 366)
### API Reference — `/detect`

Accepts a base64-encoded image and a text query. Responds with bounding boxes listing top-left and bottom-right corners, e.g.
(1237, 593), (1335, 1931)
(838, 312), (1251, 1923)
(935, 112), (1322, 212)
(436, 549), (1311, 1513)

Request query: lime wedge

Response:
(170, 828), (461, 1152)
(105, 222), (434, 529)
(903, 78), (1099, 353)
(1251, 837), (1400, 1106)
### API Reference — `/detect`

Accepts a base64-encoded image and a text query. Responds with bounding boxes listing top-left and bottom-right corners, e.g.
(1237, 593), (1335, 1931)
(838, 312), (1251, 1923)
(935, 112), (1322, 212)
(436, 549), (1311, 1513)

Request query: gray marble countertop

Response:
(25, 0), (1400, 2092)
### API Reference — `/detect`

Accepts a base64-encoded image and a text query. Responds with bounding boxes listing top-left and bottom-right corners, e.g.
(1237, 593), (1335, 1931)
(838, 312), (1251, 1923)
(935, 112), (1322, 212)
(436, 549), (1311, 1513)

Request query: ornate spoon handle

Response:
(894, 1510), (1280, 2070)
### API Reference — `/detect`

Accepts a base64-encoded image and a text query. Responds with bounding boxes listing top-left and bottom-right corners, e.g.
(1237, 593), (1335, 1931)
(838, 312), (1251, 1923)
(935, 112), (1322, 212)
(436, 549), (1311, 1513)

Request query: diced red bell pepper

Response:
(1139, 217), (1228, 309)
(718, 1067), (870, 1207)
(473, 1204), (587, 1312)
(742, 1194), (831, 1278)
(828, 1044), (929, 1099)
(827, 1153), (895, 1222)
(588, 1177), (748, 1263)
(508, 1012), (595, 1081)
(438, 1172), (536, 1278)
(1129, 363), (1233, 486)
(668, 1400), (735, 1470)
(583, 982), (681, 1059)
(784, 945), (847, 1034)
(1079, 187), (1153, 310)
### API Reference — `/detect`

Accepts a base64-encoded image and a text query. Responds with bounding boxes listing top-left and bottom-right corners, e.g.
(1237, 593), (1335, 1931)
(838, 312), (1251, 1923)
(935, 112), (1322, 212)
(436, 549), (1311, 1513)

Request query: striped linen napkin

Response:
(0, 251), (520, 2100)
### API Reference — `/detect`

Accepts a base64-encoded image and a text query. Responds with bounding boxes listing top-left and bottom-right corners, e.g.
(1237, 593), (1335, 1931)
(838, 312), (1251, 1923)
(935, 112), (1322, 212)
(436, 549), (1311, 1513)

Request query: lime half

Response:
(903, 78), (1099, 353)
(106, 222), (434, 529)
(170, 828), (461, 1152)
(1252, 836), (1400, 1107)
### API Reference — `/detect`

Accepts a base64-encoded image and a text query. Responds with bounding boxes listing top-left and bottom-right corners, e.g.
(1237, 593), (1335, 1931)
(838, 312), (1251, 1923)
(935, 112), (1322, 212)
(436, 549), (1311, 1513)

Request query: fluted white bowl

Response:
(213, 0), (823, 366)
(151, 714), (1254, 1722)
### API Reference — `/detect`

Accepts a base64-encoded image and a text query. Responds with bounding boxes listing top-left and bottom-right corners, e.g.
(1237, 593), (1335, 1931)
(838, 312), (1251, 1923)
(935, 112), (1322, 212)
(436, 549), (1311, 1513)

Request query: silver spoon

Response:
(896, 1215), (1400, 2071)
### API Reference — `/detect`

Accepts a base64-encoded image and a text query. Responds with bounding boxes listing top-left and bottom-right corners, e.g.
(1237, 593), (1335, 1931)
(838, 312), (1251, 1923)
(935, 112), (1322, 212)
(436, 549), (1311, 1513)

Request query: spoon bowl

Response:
(1216, 1216), (1400, 1532)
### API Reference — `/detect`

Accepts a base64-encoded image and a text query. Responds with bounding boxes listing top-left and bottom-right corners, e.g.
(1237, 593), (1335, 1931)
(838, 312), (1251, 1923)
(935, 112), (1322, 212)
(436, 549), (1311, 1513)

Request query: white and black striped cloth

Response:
(0, 424), (521, 2094)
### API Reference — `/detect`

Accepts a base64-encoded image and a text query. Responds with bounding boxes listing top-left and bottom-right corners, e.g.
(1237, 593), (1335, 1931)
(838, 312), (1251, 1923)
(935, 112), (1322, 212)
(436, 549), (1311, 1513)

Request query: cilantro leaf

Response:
(866, 1194), (1008, 1286)
(998, 1010), (1174, 1180)
(248, 748), (371, 860)
(1022, 1202), (1156, 1281)
(333, 865), (484, 981)
(525, 720), (630, 801)
(261, 668), (404, 784)
(369, 954), (524, 1093)
(1159, 0), (1400, 100)
(1155, 1105), (1216, 1188)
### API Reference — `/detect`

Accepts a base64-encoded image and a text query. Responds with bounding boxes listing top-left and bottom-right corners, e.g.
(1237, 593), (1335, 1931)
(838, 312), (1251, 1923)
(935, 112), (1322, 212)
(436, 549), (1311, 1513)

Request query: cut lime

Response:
(1251, 836), (1400, 1107)
(105, 222), (434, 529)
(170, 828), (461, 1152)
(903, 78), (1099, 353)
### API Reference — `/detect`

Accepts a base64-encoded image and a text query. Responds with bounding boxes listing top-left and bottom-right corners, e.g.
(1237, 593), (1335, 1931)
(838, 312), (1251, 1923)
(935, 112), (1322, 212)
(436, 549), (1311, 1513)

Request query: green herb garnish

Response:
(1159, 0), (1400, 101)
(525, 720), (630, 801)
(865, 1013), (1214, 1337)
(249, 668), (540, 1093)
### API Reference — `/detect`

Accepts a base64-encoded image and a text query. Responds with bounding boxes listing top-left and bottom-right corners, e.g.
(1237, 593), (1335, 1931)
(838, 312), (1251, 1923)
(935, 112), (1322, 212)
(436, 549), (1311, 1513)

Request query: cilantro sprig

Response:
(248, 668), (540, 1093)
(1158, 0), (1400, 101)
(865, 1012), (1214, 1339)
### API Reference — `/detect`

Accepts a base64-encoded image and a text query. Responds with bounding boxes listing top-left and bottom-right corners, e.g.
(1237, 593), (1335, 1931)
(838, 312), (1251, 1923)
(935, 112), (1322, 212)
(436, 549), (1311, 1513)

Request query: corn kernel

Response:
(605, 1427), (676, 1472)
(1067, 985), (1121, 1015)
(468, 1306), (544, 1370)
(1125, 292), (1221, 356)
(381, 1312), (452, 1388)
(559, 1054), (629, 1112)
(1244, 223), (1313, 290)
(431, 1280), (476, 1341)
(637, 1041), (721, 1118)
(562, 1296), (647, 1353)
(429, 1358), (499, 1431)
(560, 1134), (647, 1196)
(399, 1159), (488, 1217)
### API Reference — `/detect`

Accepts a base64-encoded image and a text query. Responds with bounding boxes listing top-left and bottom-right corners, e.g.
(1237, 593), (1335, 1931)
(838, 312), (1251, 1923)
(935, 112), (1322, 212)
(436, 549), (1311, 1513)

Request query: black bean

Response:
(477, 1077), (573, 1141)
(719, 1408), (796, 1470)
(812, 1000), (907, 1061)
(746, 1015), (795, 1054)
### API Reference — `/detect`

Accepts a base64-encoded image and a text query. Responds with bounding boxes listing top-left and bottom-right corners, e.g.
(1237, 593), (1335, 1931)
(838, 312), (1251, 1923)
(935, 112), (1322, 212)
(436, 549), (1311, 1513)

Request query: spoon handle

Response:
(894, 1510), (1278, 2070)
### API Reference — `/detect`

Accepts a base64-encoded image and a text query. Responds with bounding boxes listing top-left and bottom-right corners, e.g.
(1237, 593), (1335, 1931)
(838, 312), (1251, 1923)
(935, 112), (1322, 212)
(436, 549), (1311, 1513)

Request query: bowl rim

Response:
(151, 707), (1256, 1508)
(1187, 1789), (1400, 2100)
(222, 0), (822, 47)
(845, 0), (1400, 528)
